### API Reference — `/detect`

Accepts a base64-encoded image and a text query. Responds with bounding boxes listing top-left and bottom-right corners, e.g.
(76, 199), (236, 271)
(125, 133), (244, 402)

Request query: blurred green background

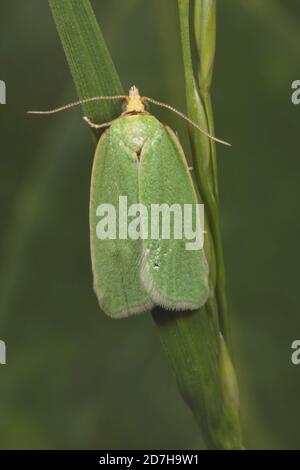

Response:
(0, 0), (300, 449)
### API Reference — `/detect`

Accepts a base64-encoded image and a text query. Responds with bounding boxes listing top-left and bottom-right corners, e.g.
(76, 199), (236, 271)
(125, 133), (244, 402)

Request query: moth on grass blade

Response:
(28, 86), (230, 318)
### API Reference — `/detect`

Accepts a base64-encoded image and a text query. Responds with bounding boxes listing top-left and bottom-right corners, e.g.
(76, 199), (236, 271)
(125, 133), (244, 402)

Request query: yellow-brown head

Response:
(125, 86), (145, 113)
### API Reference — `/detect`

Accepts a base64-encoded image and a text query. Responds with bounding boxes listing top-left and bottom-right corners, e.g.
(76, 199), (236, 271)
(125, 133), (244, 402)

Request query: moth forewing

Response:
(89, 118), (154, 318)
(138, 120), (209, 311)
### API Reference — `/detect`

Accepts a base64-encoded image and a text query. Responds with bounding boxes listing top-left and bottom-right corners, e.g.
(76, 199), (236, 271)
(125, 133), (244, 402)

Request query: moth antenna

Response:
(27, 95), (127, 115)
(143, 96), (231, 146)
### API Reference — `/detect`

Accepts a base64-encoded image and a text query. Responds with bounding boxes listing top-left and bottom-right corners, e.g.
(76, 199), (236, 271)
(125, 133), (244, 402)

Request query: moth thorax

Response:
(126, 86), (145, 113)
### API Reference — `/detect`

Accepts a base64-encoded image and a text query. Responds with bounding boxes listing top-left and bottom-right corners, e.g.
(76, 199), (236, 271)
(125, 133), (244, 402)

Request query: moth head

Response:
(125, 86), (145, 113)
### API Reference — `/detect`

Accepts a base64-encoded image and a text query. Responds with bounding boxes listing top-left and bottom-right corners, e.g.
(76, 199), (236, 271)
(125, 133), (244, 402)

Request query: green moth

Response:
(29, 86), (229, 318)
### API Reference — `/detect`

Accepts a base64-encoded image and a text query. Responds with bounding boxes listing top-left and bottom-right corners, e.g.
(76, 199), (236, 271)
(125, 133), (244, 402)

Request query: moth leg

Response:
(83, 116), (114, 129)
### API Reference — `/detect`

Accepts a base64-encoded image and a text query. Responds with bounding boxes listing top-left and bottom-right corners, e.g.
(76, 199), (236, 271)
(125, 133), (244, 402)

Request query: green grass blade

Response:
(153, 306), (242, 449)
(178, 0), (230, 344)
(194, 0), (231, 347)
(156, 0), (242, 448)
(49, 0), (123, 127)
